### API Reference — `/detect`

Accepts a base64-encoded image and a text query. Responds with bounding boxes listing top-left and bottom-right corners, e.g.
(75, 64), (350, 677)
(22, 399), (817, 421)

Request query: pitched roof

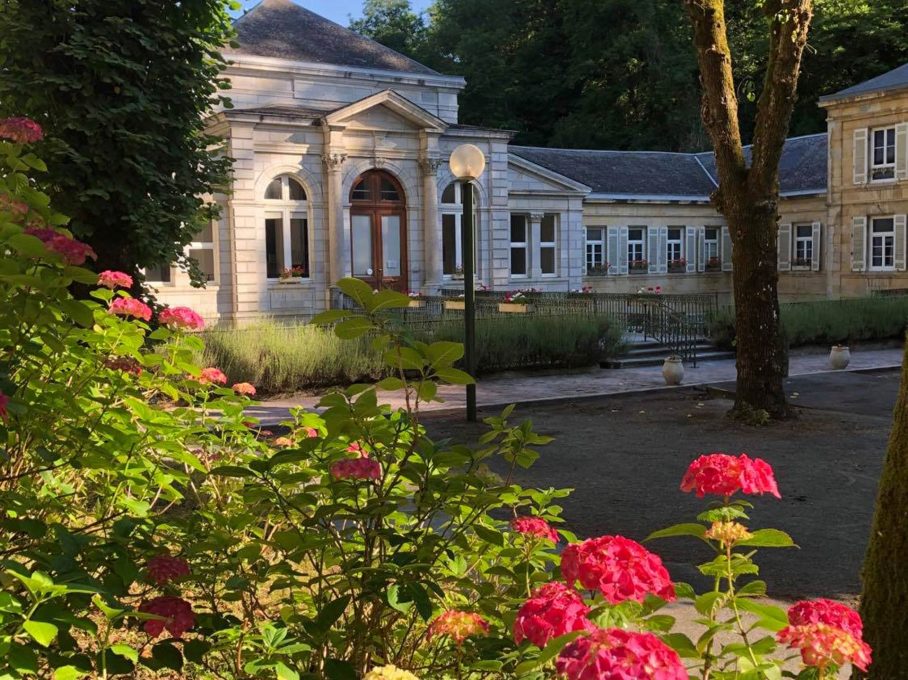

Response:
(510, 147), (718, 200)
(820, 62), (908, 102)
(228, 0), (440, 76)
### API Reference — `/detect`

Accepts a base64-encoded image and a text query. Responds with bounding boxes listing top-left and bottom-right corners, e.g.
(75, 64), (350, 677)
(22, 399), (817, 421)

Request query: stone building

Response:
(152, 0), (908, 321)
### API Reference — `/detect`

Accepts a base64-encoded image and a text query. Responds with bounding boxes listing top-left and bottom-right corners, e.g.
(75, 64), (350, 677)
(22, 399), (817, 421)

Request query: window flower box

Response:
(498, 302), (533, 313)
(444, 299), (465, 311)
(629, 259), (649, 274)
(586, 264), (610, 277)
(792, 258), (811, 269)
(278, 266), (307, 283)
(407, 292), (425, 308)
(705, 257), (722, 272)
(668, 259), (687, 274)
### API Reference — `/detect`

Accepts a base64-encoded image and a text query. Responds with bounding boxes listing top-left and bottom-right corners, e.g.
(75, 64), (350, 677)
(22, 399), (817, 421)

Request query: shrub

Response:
(709, 297), (908, 349)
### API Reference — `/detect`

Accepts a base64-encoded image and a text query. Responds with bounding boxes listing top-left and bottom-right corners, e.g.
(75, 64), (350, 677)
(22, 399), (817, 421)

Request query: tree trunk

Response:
(857, 339), (908, 678)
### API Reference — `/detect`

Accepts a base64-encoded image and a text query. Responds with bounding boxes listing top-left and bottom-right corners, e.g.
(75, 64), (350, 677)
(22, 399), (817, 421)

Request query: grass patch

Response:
(709, 297), (908, 349)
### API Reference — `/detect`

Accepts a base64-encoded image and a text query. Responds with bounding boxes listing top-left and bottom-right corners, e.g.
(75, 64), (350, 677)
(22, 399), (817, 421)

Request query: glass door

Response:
(349, 171), (408, 292)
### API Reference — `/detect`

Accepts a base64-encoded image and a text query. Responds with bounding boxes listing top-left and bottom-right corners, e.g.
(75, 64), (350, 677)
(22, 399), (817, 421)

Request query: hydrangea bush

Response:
(0, 118), (874, 680)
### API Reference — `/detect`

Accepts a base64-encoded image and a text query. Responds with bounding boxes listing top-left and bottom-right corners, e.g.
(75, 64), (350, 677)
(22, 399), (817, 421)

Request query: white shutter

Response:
(721, 226), (733, 271)
(896, 123), (908, 181)
(659, 227), (669, 273)
(896, 215), (907, 272)
(853, 128), (868, 184)
(607, 226), (620, 275)
(851, 216), (866, 272)
(811, 222), (822, 272)
(778, 223), (792, 272)
(697, 227), (706, 272)
(618, 226), (629, 275)
(647, 228), (659, 274)
(686, 226), (697, 273)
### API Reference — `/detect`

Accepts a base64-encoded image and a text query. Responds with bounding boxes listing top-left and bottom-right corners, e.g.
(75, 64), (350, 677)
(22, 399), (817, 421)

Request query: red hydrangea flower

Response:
(0, 195), (29, 217)
(680, 453), (780, 499)
(159, 306), (205, 331)
(778, 622), (871, 672)
(109, 297), (152, 322)
(105, 356), (143, 376)
(555, 628), (687, 680)
(146, 555), (190, 585)
(347, 441), (366, 455)
(139, 596), (195, 638)
(0, 117), (43, 144)
(514, 582), (593, 648)
(199, 367), (228, 386)
(98, 270), (134, 289)
(511, 516), (560, 543)
(561, 535), (675, 604)
(787, 599), (863, 638)
(25, 227), (97, 265)
(232, 382), (256, 397)
(304, 427), (319, 438)
(0, 390), (8, 422)
(427, 610), (489, 645)
(330, 457), (381, 481)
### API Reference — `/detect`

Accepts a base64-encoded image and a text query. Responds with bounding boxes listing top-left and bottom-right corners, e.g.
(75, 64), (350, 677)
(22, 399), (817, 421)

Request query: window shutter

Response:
(697, 227), (706, 272)
(657, 227), (668, 273)
(607, 226), (620, 275)
(896, 123), (908, 181)
(686, 226), (697, 272)
(778, 223), (792, 271)
(853, 128), (868, 184)
(811, 222), (822, 271)
(647, 228), (659, 274)
(721, 227), (733, 271)
(851, 216), (866, 272)
(618, 226), (629, 275)
(896, 215), (907, 272)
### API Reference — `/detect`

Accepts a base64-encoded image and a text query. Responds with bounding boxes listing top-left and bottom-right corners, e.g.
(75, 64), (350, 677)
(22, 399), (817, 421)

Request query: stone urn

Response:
(829, 345), (851, 370)
(662, 356), (685, 386)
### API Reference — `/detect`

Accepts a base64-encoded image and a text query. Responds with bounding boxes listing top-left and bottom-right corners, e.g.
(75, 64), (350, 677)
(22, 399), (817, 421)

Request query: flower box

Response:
(278, 277), (303, 285)
(792, 258), (811, 269)
(498, 302), (533, 313)
(706, 257), (722, 272)
(408, 299), (425, 308)
(668, 260), (687, 274)
(629, 260), (649, 274)
(444, 300), (465, 311)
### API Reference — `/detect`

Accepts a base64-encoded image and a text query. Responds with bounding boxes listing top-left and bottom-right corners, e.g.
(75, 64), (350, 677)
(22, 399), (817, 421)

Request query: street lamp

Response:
(449, 144), (485, 422)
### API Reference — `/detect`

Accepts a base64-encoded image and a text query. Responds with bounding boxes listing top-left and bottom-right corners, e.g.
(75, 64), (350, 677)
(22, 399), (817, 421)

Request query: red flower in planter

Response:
(680, 453), (780, 499)
(561, 535), (675, 604)
(513, 582), (593, 648)
(555, 628), (686, 680)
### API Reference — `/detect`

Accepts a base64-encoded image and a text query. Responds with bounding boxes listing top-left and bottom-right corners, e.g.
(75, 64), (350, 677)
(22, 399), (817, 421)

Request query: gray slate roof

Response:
(228, 0), (440, 76)
(821, 62), (908, 102)
(513, 133), (827, 200)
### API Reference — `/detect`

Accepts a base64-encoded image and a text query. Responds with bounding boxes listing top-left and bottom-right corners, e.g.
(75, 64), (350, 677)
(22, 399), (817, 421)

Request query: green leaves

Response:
(737, 529), (797, 548)
(646, 523), (707, 541)
(22, 620), (58, 647)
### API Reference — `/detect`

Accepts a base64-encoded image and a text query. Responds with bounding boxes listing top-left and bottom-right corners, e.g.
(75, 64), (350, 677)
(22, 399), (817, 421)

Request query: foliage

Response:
(0, 0), (236, 285)
(708, 297), (908, 349)
(349, 0), (428, 59)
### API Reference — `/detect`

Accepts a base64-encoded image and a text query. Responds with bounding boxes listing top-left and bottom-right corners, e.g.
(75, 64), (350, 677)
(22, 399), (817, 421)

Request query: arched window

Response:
(349, 170), (408, 291)
(440, 181), (479, 277)
(264, 174), (309, 279)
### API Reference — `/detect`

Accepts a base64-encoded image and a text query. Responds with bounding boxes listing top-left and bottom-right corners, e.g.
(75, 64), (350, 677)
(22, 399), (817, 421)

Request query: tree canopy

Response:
(352, 0), (907, 150)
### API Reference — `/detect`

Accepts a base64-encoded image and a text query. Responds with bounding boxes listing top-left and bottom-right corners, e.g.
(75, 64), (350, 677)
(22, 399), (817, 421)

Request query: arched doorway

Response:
(349, 170), (408, 291)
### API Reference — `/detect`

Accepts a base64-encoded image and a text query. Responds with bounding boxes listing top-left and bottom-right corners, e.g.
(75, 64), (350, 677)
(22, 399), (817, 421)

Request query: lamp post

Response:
(448, 144), (485, 422)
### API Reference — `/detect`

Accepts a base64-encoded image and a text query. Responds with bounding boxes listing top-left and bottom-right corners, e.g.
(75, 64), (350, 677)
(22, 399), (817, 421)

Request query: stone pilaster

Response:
(420, 156), (444, 291)
(323, 151), (347, 289)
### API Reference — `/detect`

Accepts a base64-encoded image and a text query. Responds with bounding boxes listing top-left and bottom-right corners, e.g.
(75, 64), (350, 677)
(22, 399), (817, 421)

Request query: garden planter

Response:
(278, 277), (303, 285)
(444, 300), (465, 311)
(498, 302), (533, 313)
(408, 299), (425, 309)
(662, 356), (684, 385)
(829, 345), (851, 370)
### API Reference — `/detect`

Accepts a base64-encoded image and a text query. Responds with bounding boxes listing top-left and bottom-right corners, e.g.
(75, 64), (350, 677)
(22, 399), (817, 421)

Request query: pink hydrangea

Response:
(0, 195), (29, 217)
(555, 628), (687, 680)
(0, 117), (43, 144)
(25, 227), (96, 265)
(139, 596), (195, 638)
(428, 610), (489, 645)
(146, 555), (190, 585)
(561, 535), (675, 604)
(159, 306), (204, 331)
(330, 457), (381, 481)
(778, 622), (871, 672)
(98, 270), (134, 290)
(304, 427), (319, 438)
(0, 390), (8, 422)
(232, 382), (256, 397)
(347, 441), (366, 455)
(787, 599), (863, 638)
(109, 297), (152, 322)
(510, 516), (560, 543)
(514, 582), (593, 648)
(680, 453), (781, 499)
(199, 367), (227, 386)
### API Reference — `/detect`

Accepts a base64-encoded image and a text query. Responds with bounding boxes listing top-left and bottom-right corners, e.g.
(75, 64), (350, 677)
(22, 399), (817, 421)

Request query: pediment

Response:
(325, 90), (448, 133)
(508, 155), (590, 194)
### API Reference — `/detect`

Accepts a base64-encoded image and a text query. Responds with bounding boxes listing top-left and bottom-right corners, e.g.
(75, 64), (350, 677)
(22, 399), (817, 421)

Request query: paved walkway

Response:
(246, 346), (904, 424)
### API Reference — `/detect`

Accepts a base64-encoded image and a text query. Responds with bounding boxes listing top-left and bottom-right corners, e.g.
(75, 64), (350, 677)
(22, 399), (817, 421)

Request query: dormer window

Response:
(871, 127), (896, 182)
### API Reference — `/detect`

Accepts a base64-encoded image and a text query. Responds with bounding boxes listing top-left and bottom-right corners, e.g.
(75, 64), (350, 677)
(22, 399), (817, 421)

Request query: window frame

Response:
(666, 226), (684, 272)
(440, 181), (479, 278)
(264, 175), (310, 281)
(627, 226), (647, 273)
(704, 228), (721, 271)
(869, 216), (896, 272)
(510, 214), (529, 278)
(540, 213), (558, 277)
(793, 224), (814, 270)
(870, 127), (897, 183)
(585, 227), (606, 274)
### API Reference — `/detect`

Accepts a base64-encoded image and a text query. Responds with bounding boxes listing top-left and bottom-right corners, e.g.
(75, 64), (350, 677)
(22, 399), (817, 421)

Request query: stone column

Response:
(323, 151), (347, 296)
(529, 212), (544, 280)
(420, 157), (443, 292)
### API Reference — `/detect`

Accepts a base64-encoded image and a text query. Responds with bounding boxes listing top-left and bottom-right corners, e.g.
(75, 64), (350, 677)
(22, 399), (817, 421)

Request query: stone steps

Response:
(601, 340), (735, 369)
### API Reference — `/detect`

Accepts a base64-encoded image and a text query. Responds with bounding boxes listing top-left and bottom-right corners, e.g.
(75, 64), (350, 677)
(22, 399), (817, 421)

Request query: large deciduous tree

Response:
(684, 0), (814, 418)
(349, 0), (428, 59)
(0, 0), (235, 285)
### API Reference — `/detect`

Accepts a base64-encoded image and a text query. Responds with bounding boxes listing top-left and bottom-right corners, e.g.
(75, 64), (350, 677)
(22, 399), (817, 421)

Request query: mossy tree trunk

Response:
(857, 340), (908, 677)
(683, 0), (813, 419)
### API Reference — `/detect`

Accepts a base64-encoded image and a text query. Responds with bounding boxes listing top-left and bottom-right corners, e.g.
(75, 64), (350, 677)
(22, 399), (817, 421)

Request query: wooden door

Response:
(350, 171), (408, 292)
